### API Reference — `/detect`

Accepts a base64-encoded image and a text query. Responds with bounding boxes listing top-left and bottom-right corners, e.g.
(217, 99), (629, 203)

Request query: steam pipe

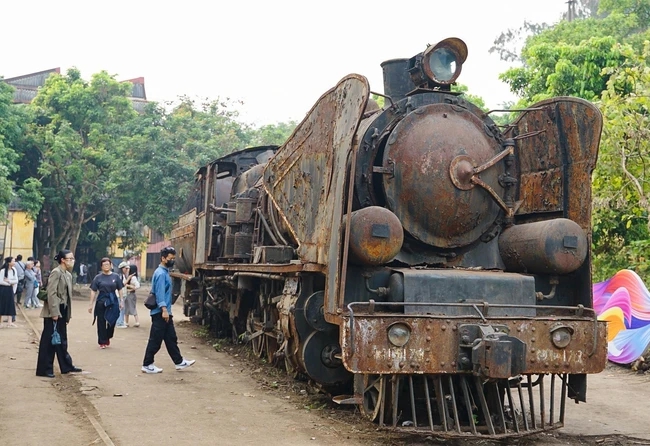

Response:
(267, 199), (289, 246)
(255, 208), (279, 245)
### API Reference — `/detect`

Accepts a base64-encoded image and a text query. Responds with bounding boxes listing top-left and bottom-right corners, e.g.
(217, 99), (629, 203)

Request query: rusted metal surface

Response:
(499, 218), (588, 275)
(505, 97), (602, 231)
(262, 74), (369, 317)
(191, 262), (325, 274)
(382, 103), (504, 248)
(170, 208), (197, 275)
(518, 168), (563, 212)
(505, 97), (602, 308)
(340, 309), (607, 375)
(350, 371), (568, 437)
(345, 206), (404, 266)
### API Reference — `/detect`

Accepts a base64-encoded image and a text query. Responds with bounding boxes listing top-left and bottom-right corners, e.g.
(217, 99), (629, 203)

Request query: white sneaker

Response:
(175, 359), (196, 370)
(116, 325), (128, 329)
(141, 364), (163, 374)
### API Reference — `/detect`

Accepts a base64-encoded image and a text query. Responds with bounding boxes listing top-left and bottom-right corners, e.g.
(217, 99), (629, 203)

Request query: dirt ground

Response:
(1, 287), (649, 446)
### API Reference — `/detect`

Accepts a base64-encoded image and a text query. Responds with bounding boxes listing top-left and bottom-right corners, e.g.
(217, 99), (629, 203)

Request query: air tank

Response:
(343, 206), (404, 266)
(498, 218), (588, 275)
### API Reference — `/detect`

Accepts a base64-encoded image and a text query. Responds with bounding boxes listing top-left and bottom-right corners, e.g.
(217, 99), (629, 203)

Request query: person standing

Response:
(87, 258), (124, 348)
(35, 249), (82, 378)
(121, 263), (140, 328)
(0, 257), (18, 328)
(79, 262), (88, 285)
(22, 261), (37, 309)
(14, 254), (26, 306)
(141, 246), (195, 373)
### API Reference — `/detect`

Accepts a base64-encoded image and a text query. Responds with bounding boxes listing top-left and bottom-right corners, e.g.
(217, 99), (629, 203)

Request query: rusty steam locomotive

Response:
(170, 37), (607, 437)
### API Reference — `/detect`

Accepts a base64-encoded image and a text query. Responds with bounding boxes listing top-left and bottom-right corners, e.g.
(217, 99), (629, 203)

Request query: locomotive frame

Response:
(169, 38), (608, 438)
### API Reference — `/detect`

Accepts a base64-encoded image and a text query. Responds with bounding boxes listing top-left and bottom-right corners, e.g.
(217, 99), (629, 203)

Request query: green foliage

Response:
(247, 121), (297, 147)
(451, 83), (488, 111)
(27, 69), (136, 255)
(500, 36), (629, 104)
(592, 41), (650, 278)
(0, 81), (24, 219)
(3, 66), (298, 257)
(493, 0), (650, 279)
(371, 93), (385, 109)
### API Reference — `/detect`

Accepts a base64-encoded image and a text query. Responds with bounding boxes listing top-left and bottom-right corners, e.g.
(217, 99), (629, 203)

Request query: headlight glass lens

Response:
(387, 323), (411, 347)
(428, 48), (458, 83)
(551, 327), (572, 349)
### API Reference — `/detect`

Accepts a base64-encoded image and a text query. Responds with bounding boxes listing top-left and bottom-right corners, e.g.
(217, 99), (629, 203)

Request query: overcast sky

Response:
(2, 0), (569, 126)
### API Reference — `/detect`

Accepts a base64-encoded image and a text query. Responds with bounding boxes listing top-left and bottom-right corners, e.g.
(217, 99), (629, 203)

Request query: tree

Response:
(500, 36), (629, 105)
(592, 42), (650, 279)
(492, 0), (650, 278)
(247, 121), (297, 147)
(29, 68), (136, 255)
(498, 0), (650, 105)
(0, 81), (25, 219)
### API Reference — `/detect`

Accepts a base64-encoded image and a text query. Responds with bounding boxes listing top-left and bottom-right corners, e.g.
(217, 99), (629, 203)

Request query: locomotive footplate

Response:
(341, 301), (607, 376)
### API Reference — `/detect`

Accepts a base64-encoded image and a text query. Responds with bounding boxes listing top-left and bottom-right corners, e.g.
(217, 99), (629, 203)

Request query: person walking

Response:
(0, 257), (18, 328)
(87, 257), (124, 349)
(121, 263), (140, 328)
(35, 249), (82, 378)
(115, 261), (129, 329)
(141, 246), (194, 374)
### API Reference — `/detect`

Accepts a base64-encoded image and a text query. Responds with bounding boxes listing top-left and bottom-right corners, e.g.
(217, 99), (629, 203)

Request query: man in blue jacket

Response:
(141, 246), (195, 374)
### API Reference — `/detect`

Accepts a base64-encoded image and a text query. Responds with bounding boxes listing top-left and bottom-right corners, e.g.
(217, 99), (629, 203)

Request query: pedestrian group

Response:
(0, 246), (195, 378)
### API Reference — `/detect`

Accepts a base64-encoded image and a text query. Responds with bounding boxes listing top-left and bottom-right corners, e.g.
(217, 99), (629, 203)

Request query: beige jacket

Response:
(40, 265), (73, 322)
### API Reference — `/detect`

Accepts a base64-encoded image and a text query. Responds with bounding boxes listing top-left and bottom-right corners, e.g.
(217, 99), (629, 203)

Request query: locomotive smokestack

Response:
(380, 58), (415, 103)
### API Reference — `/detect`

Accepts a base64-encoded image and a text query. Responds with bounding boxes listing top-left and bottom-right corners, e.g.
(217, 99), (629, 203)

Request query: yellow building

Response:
(0, 207), (35, 260)
(109, 236), (148, 281)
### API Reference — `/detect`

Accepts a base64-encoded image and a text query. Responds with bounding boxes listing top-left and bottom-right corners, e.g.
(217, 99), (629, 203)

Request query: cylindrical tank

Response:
(343, 206), (404, 266)
(498, 218), (588, 275)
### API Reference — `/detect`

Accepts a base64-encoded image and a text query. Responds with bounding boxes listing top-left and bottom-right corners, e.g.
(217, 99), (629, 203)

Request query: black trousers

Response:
(36, 310), (75, 376)
(143, 313), (183, 366)
(94, 303), (115, 345)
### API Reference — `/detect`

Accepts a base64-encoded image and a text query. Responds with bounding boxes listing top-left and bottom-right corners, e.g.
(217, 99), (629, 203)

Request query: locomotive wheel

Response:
(246, 311), (265, 358)
(283, 339), (300, 378)
(252, 335), (264, 358)
(361, 374), (385, 421)
(284, 353), (298, 378)
(265, 335), (279, 365)
(301, 331), (351, 386)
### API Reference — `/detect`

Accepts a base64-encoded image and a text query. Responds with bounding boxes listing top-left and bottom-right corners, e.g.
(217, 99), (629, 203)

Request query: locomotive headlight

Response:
(387, 322), (411, 347)
(550, 326), (574, 349)
(422, 37), (468, 85)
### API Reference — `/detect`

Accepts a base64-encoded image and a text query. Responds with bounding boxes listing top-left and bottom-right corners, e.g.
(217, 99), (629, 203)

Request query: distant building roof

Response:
(3, 68), (147, 106)
(4, 68), (60, 104)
